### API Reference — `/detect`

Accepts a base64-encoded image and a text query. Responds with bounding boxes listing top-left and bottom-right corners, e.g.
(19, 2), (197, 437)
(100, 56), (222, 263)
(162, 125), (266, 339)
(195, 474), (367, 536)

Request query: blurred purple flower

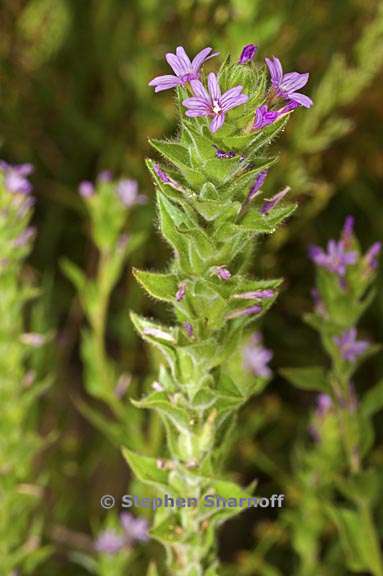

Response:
(309, 240), (357, 277)
(79, 181), (94, 198)
(20, 332), (46, 347)
(239, 44), (257, 64)
(95, 530), (125, 555)
(149, 46), (218, 92)
(176, 282), (186, 301)
(120, 513), (149, 544)
(364, 241), (381, 271)
(14, 227), (36, 247)
(183, 322), (193, 337)
(0, 161), (33, 195)
(334, 328), (369, 362)
(260, 187), (289, 215)
(342, 215), (354, 244)
(215, 266), (231, 280)
(97, 170), (113, 183)
(183, 73), (248, 132)
(117, 179), (146, 207)
(311, 288), (326, 316)
(265, 56), (313, 108)
(243, 333), (273, 377)
(316, 393), (332, 416)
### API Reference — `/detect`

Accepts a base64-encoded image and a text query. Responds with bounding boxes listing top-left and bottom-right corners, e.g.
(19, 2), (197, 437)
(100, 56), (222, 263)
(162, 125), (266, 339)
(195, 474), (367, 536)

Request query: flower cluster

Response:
(79, 171), (146, 207)
(95, 513), (149, 555)
(149, 45), (312, 132)
(243, 333), (273, 378)
(308, 216), (379, 365)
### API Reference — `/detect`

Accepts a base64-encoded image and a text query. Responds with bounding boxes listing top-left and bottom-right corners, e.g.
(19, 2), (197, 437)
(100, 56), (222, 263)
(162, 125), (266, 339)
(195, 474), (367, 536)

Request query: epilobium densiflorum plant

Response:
(125, 45), (312, 575)
(284, 217), (383, 576)
(0, 161), (50, 572)
(63, 172), (146, 443)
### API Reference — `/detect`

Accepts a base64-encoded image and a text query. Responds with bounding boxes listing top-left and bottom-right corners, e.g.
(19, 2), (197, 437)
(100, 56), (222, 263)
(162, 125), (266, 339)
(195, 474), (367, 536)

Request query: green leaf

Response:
(146, 562), (160, 576)
(132, 391), (191, 434)
(327, 504), (383, 574)
(281, 366), (330, 392)
(150, 139), (206, 188)
(130, 312), (178, 376)
(60, 258), (86, 293)
(150, 515), (186, 544)
(361, 379), (383, 418)
(133, 268), (178, 302)
(122, 448), (169, 489)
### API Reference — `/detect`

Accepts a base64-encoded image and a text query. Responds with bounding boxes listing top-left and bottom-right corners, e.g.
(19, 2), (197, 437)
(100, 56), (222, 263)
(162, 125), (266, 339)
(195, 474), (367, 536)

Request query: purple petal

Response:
(227, 304), (262, 319)
(265, 57), (283, 84)
(185, 109), (209, 117)
(222, 92), (248, 112)
(261, 187), (289, 215)
(288, 92), (313, 108)
(175, 46), (192, 71)
(183, 96), (211, 112)
(208, 73), (221, 101)
(190, 79), (210, 101)
(166, 53), (187, 76)
(239, 44), (257, 64)
(149, 74), (181, 92)
(210, 113), (225, 132)
(79, 181), (94, 198)
(191, 47), (219, 72)
(280, 72), (309, 92)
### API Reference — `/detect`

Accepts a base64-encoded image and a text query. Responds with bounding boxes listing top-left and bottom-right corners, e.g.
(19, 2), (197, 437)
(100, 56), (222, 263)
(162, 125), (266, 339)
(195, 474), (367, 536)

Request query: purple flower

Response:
(153, 163), (171, 183)
(247, 170), (268, 201)
(79, 180), (94, 198)
(117, 179), (146, 207)
(183, 73), (248, 133)
(239, 44), (257, 64)
(95, 530), (125, 555)
(183, 322), (193, 337)
(176, 282), (186, 301)
(265, 56), (313, 108)
(253, 104), (280, 129)
(114, 374), (131, 399)
(260, 187), (289, 215)
(149, 46), (218, 93)
(233, 289), (274, 300)
(334, 328), (369, 362)
(243, 333), (273, 377)
(120, 513), (149, 544)
(226, 304), (262, 319)
(0, 161), (33, 195)
(14, 227), (36, 247)
(215, 265), (231, 280)
(97, 170), (113, 183)
(214, 147), (236, 159)
(311, 288), (326, 316)
(316, 393), (332, 416)
(364, 241), (381, 271)
(153, 163), (181, 190)
(342, 215), (354, 243)
(309, 240), (357, 277)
